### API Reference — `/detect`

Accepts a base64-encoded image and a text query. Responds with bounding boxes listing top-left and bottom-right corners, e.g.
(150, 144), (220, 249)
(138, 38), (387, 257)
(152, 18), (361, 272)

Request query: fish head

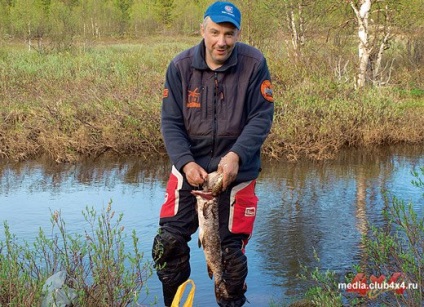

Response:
(207, 172), (223, 196)
(190, 172), (223, 200)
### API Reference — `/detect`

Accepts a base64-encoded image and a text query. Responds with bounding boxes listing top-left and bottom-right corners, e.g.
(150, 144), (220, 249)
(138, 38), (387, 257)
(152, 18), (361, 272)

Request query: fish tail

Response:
(215, 279), (230, 301)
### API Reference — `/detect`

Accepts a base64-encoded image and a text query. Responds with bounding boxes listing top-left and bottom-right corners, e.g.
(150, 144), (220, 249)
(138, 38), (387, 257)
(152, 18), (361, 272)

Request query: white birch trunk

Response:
(27, 22), (31, 52)
(298, 2), (305, 46)
(374, 32), (390, 83)
(373, 4), (391, 84)
(289, 5), (298, 51)
(285, 0), (304, 57)
(350, 0), (372, 88)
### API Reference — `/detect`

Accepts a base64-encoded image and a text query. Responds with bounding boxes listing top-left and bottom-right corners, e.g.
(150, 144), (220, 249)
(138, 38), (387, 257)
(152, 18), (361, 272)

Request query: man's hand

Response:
(218, 151), (240, 191)
(182, 162), (208, 187)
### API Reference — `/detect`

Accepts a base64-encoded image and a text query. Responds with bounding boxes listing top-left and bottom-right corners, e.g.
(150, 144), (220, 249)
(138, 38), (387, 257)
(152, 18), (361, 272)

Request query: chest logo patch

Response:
(187, 88), (201, 108)
(260, 80), (274, 103)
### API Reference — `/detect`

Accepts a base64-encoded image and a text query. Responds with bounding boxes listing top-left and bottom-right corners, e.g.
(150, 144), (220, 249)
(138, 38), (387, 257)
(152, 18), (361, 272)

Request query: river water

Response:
(0, 145), (423, 306)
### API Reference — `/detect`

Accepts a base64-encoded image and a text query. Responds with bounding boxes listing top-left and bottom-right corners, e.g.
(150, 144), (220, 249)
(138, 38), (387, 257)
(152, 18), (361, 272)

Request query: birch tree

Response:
(349, 0), (393, 88)
(281, 0), (306, 57)
(349, 0), (371, 88)
(10, 0), (50, 51)
(262, 0), (307, 57)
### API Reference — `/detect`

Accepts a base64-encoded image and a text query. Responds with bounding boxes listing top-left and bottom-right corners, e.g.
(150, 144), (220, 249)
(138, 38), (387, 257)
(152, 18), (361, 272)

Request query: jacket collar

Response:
(192, 39), (238, 72)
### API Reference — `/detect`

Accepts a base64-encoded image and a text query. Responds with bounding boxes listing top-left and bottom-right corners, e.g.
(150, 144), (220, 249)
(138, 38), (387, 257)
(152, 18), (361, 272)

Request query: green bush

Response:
(0, 200), (153, 306)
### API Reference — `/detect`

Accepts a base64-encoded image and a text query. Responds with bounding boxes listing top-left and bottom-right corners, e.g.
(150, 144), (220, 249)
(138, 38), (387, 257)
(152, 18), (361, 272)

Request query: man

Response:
(152, 1), (274, 306)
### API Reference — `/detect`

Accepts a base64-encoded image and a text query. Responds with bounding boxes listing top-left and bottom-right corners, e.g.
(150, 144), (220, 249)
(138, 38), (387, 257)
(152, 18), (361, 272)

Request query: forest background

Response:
(0, 0), (423, 162)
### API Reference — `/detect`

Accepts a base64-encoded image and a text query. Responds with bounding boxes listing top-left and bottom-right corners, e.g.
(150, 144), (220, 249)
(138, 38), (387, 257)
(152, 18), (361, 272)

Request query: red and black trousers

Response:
(152, 166), (258, 306)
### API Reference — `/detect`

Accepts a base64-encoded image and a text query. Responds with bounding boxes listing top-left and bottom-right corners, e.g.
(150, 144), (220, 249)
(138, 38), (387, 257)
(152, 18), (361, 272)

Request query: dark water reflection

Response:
(0, 145), (423, 306)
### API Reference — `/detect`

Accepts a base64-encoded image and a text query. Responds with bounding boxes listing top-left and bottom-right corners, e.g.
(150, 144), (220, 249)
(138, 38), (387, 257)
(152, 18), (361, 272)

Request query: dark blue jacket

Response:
(161, 40), (274, 182)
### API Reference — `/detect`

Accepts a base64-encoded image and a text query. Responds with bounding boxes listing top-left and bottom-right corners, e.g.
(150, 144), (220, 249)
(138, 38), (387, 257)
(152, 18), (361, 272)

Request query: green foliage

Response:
(0, 0), (422, 41)
(115, 0), (134, 36)
(48, 0), (78, 51)
(297, 250), (344, 306)
(0, 223), (41, 305)
(153, 0), (175, 27)
(0, 201), (153, 306)
(361, 167), (424, 305)
(9, 0), (50, 40)
(0, 0), (12, 35)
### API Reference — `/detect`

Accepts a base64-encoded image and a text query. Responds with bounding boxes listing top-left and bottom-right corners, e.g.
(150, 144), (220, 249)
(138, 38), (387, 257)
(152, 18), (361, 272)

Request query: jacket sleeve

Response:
(161, 62), (194, 171)
(230, 58), (274, 166)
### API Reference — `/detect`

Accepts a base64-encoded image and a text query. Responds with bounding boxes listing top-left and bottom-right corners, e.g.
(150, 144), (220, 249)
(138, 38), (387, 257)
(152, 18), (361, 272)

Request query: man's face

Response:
(201, 18), (240, 70)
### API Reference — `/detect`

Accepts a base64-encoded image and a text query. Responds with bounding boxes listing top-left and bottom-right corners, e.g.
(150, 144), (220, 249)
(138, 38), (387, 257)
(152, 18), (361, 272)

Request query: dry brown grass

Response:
(0, 39), (423, 162)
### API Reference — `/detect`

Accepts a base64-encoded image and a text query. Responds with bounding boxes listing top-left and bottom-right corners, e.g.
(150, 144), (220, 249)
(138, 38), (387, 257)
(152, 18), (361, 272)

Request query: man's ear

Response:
(236, 29), (242, 40)
(200, 23), (205, 37)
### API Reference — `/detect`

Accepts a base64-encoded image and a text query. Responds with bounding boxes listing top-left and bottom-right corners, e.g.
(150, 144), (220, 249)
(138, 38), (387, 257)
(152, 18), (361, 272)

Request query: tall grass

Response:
(0, 36), (423, 162)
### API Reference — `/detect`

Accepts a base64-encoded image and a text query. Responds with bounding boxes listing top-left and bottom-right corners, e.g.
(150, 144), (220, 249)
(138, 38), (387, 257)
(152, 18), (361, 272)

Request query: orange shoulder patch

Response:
(163, 88), (169, 98)
(260, 80), (274, 103)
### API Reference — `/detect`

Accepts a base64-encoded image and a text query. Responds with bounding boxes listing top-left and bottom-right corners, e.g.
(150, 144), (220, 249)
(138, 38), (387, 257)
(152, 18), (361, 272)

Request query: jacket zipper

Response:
(211, 72), (219, 157)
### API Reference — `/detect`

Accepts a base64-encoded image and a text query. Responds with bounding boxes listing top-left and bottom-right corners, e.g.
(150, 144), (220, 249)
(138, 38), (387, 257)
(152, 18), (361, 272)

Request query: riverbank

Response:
(1, 38), (423, 162)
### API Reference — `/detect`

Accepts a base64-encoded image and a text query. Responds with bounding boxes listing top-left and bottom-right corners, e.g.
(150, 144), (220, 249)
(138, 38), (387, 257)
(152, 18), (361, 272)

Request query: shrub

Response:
(0, 201), (153, 306)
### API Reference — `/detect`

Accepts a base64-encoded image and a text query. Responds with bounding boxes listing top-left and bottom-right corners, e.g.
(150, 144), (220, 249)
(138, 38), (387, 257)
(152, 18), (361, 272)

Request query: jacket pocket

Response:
(160, 166), (184, 218)
(228, 180), (258, 235)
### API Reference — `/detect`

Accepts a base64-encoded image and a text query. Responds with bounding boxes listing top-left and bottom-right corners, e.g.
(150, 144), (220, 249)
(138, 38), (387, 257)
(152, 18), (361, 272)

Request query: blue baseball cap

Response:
(204, 1), (241, 30)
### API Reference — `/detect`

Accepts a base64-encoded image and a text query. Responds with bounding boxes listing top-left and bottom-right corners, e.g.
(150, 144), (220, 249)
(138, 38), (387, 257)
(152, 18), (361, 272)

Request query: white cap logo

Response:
(224, 5), (234, 14)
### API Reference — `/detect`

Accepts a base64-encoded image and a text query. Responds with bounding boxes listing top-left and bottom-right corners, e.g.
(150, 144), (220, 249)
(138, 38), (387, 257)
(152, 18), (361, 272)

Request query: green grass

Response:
(0, 37), (423, 162)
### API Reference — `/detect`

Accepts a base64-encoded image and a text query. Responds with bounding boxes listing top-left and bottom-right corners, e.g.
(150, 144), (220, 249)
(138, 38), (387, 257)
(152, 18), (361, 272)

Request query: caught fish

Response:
(191, 171), (229, 301)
